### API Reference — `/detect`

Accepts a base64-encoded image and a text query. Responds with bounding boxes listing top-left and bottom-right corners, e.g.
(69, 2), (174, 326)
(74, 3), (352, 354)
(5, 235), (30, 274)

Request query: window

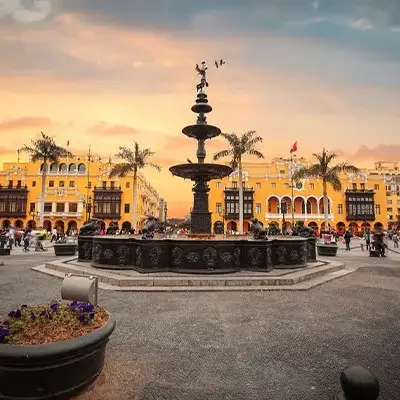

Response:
(88, 181), (92, 188)
(352, 183), (357, 190)
(216, 203), (222, 214)
(256, 182), (261, 189)
(284, 183), (289, 189)
(310, 183), (314, 190)
(32, 181), (36, 187)
(17, 180), (21, 188)
(280, 170), (285, 174)
(232, 181), (237, 188)
(69, 181), (75, 188)
(216, 182), (221, 188)
(271, 183), (276, 189)
(360, 183), (365, 190)
(387, 199), (393, 204)
(8, 180), (12, 188)
(389, 215), (393, 220)
(56, 203), (65, 212)
(44, 203), (52, 212)
(102, 181), (107, 189)
(256, 203), (261, 214)
(124, 203), (130, 213)
(125, 182), (130, 189)
(49, 180), (54, 187)
(244, 203), (252, 214)
(58, 181), (64, 187)
(374, 184), (380, 190)
(69, 203), (78, 213)
(375, 204), (381, 215)
(110, 181), (115, 189)
(387, 207), (393, 212)
(30, 202), (35, 212)
(338, 204), (343, 214)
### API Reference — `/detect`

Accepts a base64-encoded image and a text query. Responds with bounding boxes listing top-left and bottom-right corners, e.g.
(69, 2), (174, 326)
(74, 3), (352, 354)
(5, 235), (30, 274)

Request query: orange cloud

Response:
(88, 122), (139, 136)
(0, 117), (51, 131)
(0, 146), (14, 155)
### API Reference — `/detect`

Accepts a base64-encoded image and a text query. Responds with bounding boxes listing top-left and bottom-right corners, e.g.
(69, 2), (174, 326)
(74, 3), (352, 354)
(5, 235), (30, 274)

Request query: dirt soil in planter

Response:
(1, 303), (109, 346)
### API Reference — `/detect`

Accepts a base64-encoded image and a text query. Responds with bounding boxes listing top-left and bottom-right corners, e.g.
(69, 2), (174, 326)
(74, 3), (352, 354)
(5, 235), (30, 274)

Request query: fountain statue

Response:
(169, 61), (233, 234)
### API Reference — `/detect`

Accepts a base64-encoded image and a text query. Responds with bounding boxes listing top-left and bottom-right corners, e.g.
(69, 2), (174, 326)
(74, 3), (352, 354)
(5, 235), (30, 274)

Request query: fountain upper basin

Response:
(169, 163), (233, 180)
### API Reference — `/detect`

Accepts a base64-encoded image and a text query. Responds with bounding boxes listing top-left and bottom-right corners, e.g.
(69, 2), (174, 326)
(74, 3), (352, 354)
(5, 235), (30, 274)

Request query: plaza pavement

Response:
(0, 243), (399, 399)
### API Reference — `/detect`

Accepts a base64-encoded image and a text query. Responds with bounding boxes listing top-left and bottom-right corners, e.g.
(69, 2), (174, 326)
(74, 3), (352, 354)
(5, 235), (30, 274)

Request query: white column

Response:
(65, 202), (69, 213)
(52, 202), (57, 213)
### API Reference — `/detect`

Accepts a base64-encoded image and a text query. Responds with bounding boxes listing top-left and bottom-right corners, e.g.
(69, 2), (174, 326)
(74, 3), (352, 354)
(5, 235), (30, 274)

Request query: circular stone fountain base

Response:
(78, 236), (317, 274)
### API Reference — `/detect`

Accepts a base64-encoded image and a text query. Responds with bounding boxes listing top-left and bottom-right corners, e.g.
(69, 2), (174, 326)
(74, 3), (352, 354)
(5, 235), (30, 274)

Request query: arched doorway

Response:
(267, 196), (280, 213)
(373, 222), (383, 230)
(307, 197), (318, 214)
(294, 197), (305, 215)
(14, 219), (24, 229)
(27, 220), (36, 229)
(100, 221), (106, 231)
(227, 221), (237, 232)
(1, 220), (11, 229)
(320, 222), (331, 232)
(67, 220), (77, 233)
(122, 221), (132, 232)
(55, 220), (65, 233)
(361, 222), (371, 232)
(308, 221), (318, 232)
(318, 198), (331, 214)
(43, 220), (52, 232)
(213, 220), (224, 234)
(281, 196), (292, 213)
(243, 221), (251, 233)
(336, 222), (346, 236)
(349, 222), (359, 233)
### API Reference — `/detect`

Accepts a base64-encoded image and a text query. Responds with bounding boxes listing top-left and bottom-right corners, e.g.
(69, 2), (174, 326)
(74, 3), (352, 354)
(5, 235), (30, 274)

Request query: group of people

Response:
(0, 226), (47, 252)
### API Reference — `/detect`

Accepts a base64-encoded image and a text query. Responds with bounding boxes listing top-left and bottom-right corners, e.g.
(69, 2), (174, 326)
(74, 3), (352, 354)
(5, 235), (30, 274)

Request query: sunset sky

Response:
(1, 0), (400, 216)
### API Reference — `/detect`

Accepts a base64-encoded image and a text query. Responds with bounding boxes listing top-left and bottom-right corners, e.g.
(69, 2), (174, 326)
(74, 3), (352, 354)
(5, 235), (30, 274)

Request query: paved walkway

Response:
(0, 250), (399, 399)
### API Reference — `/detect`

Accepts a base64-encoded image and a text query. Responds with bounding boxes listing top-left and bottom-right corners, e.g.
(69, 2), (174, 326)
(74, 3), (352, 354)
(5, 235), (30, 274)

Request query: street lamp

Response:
(86, 195), (92, 221)
(218, 208), (225, 234)
(164, 203), (168, 228)
(30, 210), (39, 222)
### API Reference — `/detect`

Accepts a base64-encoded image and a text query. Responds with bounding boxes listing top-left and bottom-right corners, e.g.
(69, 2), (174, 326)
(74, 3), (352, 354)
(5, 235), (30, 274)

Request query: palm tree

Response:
(292, 148), (360, 232)
(19, 132), (73, 228)
(109, 142), (161, 230)
(213, 130), (264, 234)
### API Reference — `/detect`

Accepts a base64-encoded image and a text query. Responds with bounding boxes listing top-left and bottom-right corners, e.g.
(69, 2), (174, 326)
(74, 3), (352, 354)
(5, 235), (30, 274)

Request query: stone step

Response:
(32, 264), (352, 291)
(42, 260), (344, 288)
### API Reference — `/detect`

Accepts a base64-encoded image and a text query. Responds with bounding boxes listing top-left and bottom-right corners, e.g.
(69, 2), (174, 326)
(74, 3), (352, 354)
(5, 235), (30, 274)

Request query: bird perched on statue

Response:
(187, 158), (193, 164)
(215, 59), (226, 68)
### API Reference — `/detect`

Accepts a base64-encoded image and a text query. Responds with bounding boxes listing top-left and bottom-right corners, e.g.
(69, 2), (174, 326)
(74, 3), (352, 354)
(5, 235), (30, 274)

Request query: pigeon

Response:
(195, 64), (201, 74)
(215, 60), (219, 68)
(219, 59), (226, 66)
(187, 158), (193, 164)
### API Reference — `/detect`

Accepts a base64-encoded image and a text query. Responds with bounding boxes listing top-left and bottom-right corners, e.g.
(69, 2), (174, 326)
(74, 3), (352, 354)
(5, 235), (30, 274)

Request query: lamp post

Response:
(281, 200), (287, 234)
(218, 208), (225, 234)
(86, 195), (92, 221)
(164, 203), (168, 228)
(30, 210), (39, 223)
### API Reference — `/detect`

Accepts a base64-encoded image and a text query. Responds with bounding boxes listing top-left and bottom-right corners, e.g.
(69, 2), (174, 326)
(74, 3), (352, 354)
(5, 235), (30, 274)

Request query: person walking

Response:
(343, 230), (352, 251)
(392, 232), (399, 248)
(364, 228), (371, 251)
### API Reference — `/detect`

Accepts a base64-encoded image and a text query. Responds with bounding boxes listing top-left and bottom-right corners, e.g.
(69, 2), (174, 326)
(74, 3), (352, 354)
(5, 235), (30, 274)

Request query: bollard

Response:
(61, 274), (98, 306)
(333, 366), (380, 400)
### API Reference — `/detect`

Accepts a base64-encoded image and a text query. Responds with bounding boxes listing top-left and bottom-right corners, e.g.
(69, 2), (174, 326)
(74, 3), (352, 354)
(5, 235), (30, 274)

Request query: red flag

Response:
(290, 141), (298, 153)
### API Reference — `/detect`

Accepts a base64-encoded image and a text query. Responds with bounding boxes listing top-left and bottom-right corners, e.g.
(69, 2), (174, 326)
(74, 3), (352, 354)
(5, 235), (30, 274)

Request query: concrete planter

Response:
(0, 314), (116, 400)
(53, 244), (77, 256)
(317, 243), (338, 257)
(0, 248), (11, 256)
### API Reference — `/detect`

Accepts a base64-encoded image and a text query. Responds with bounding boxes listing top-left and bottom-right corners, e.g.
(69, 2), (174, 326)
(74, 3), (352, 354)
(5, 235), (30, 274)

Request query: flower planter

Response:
(0, 248), (11, 256)
(0, 313), (116, 400)
(53, 244), (77, 256)
(317, 243), (338, 257)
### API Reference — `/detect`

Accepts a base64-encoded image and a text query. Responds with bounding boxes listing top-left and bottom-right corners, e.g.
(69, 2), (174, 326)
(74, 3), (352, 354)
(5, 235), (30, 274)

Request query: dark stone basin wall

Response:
(78, 236), (317, 274)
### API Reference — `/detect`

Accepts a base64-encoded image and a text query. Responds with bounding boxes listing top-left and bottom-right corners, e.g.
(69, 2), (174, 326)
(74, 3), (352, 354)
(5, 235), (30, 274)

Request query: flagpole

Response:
(86, 146), (91, 222)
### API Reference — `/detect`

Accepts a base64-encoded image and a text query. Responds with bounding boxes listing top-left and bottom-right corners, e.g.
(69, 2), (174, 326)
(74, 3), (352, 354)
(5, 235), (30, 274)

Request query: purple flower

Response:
(70, 301), (78, 309)
(0, 326), (10, 343)
(50, 303), (59, 313)
(8, 309), (21, 319)
(39, 311), (46, 317)
(78, 314), (86, 322)
(30, 312), (36, 321)
(8, 311), (15, 318)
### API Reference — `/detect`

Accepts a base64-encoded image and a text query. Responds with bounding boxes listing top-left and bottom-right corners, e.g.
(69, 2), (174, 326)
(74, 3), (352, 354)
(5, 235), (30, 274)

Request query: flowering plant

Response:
(0, 301), (108, 345)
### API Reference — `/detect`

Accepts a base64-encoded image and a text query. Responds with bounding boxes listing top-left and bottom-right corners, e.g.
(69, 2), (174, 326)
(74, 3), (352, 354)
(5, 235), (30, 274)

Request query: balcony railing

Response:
(0, 211), (27, 218)
(92, 212), (121, 220)
(224, 187), (254, 192)
(224, 212), (254, 219)
(264, 212), (334, 220)
(0, 185), (28, 191)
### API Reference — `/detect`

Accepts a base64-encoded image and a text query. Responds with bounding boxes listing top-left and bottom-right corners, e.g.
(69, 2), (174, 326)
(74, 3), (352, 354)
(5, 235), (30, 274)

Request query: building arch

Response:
(267, 196), (280, 213)
(269, 221), (280, 228)
(43, 220), (52, 232)
(336, 222), (346, 235)
(243, 221), (251, 233)
(27, 220), (36, 229)
(349, 222), (359, 233)
(213, 220), (224, 234)
(318, 197), (332, 214)
(68, 163), (77, 172)
(308, 221), (318, 230)
(55, 220), (65, 233)
(78, 163), (86, 173)
(14, 219), (24, 229)
(373, 222), (383, 230)
(226, 220), (237, 232)
(306, 196), (318, 214)
(122, 221), (132, 232)
(320, 222), (331, 231)
(1, 220), (11, 229)
(67, 220), (77, 233)
(59, 163), (67, 172)
(361, 222), (371, 232)
(49, 162), (58, 172)
(282, 221), (292, 233)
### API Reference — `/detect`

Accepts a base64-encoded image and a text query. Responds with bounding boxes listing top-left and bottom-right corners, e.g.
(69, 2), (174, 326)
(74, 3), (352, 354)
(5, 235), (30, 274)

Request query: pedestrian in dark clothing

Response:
(344, 230), (352, 251)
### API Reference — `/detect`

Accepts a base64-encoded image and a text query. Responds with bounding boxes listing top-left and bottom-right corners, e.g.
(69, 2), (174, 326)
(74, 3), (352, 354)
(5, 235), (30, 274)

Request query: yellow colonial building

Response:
(209, 157), (390, 234)
(0, 154), (163, 232)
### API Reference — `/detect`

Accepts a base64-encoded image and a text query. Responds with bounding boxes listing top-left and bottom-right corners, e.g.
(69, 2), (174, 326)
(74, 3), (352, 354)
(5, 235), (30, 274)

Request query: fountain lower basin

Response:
(78, 236), (317, 274)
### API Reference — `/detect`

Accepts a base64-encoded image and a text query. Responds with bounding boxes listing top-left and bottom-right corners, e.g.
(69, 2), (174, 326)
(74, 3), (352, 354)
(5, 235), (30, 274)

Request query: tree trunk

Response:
(132, 170), (138, 231)
(323, 179), (329, 232)
(238, 158), (244, 234)
(40, 161), (47, 228)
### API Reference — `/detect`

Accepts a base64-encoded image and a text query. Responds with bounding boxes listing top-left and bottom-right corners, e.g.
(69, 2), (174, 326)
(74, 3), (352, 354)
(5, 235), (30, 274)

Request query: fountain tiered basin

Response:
(78, 235), (317, 274)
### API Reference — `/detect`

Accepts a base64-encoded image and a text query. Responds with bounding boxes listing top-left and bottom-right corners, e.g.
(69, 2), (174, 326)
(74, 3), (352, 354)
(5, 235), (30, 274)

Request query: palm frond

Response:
(325, 172), (342, 191)
(330, 163), (360, 176)
(213, 149), (232, 161)
(292, 164), (322, 181)
(247, 149), (264, 159)
(147, 162), (161, 172)
(109, 163), (133, 178)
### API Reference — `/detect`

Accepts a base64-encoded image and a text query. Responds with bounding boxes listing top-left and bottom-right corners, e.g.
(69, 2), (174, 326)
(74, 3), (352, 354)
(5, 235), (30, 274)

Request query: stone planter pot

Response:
(0, 313), (116, 400)
(317, 243), (338, 257)
(54, 244), (77, 256)
(0, 248), (11, 256)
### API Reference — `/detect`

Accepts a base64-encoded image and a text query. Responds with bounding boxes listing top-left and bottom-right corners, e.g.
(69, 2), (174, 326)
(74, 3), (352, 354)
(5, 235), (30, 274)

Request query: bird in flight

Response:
(215, 59), (226, 68)
(187, 158), (193, 164)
